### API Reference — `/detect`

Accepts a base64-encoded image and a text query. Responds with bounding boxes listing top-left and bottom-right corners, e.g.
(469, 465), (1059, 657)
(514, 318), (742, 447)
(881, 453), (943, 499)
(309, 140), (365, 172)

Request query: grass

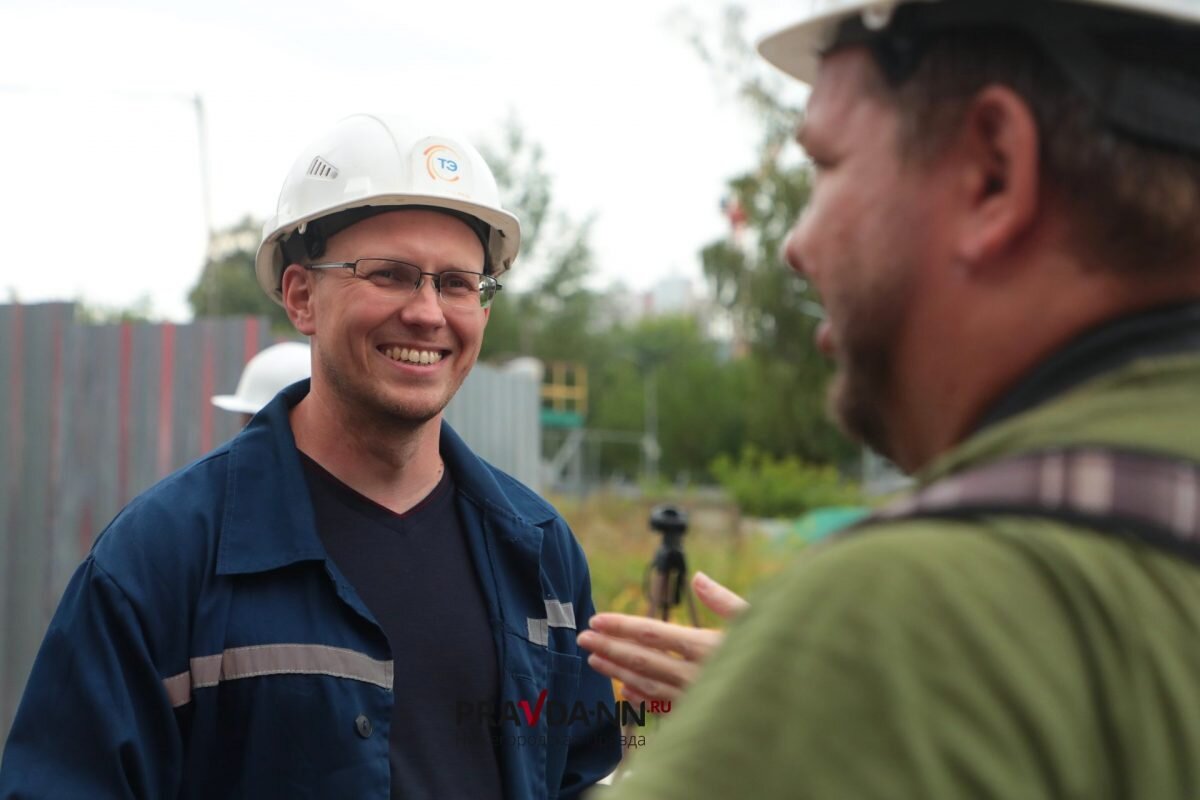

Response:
(549, 490), (806, 625)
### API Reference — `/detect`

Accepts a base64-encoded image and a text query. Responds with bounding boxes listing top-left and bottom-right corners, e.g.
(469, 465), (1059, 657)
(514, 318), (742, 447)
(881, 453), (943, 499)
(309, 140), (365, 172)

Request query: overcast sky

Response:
(0, 0), (804, 320)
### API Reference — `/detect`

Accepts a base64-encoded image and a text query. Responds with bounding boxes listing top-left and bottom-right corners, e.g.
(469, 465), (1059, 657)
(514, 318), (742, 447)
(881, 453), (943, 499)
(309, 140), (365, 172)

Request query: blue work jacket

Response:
(0, 381), (621, 798)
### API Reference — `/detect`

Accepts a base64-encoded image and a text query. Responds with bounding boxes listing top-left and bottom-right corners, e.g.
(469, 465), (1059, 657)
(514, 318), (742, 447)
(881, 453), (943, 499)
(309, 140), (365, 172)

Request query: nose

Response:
(397, 278), (446, 328)
(783, 210), (814, 279)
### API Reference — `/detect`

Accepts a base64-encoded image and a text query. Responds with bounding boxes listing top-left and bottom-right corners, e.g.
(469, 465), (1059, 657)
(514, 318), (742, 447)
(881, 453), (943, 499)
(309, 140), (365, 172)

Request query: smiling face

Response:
(784, 49), (942, 459)
(285, 208), (489, 433)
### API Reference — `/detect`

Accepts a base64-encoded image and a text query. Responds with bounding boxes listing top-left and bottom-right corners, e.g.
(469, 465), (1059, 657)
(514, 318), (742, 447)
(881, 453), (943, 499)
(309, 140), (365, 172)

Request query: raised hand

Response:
(577, 572), (749, 704)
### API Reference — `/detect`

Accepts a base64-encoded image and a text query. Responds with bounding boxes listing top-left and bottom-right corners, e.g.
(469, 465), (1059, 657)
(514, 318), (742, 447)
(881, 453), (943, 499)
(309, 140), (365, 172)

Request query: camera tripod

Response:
(643, 504), (699, 629)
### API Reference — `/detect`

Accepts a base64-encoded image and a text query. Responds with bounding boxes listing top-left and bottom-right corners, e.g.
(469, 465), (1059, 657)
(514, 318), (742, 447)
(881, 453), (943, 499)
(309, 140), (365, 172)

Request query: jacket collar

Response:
(216, 379), (552, 575)
(216, 379), (326, 575)
(973, 301), (1200, 433)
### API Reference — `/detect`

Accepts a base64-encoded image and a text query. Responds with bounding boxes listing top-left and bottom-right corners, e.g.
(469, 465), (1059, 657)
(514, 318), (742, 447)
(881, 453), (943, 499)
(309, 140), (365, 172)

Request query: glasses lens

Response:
(439, 271), (495, 309)
(357, 259), (420, 291)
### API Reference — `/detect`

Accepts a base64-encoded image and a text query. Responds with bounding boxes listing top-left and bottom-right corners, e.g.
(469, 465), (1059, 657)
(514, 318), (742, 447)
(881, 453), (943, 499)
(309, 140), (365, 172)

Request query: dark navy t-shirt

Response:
(300, 453), (503, 800)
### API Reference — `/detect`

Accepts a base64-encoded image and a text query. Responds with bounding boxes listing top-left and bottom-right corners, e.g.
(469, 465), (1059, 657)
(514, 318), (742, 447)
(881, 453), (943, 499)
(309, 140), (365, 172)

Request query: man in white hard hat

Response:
(211, 340), (312, 425)
(603, 2), (1200, 798)
(0, 115), (620, 798)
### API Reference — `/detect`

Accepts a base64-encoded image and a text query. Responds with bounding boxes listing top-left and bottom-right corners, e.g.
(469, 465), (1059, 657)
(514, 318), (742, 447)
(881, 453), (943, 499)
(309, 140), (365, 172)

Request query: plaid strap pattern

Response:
(862, 448), (1200, 560)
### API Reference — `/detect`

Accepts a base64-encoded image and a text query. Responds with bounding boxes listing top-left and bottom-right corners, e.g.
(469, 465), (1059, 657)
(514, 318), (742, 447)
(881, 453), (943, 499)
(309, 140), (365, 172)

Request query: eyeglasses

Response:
(306, 258), (502, 310)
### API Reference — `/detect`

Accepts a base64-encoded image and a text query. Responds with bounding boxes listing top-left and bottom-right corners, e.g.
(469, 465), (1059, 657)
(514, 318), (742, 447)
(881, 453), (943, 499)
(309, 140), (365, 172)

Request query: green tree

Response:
(479, 116), (764, 483)
(583, 315), (747, 483)
(188, 216), (292, 330)
(687, 6), (858, 467)
(479, 116), (600, 363)
(75, 294), (158, 324)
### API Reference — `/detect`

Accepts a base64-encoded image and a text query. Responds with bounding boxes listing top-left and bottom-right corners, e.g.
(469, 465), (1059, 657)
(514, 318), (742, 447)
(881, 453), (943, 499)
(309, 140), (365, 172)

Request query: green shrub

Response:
(711, 447), (862, 518)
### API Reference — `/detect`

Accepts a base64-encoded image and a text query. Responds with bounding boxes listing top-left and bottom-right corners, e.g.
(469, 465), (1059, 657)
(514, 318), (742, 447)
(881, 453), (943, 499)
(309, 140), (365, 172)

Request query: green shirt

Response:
(610, 353), (1200, 799)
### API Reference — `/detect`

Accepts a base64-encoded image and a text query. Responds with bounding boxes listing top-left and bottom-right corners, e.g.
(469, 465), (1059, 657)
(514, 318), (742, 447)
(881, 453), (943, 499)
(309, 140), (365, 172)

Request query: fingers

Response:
(692, 572), (750, 620)
(582, 648), (696, 703)
(621, 686), (648, 707)
(586, 613), (722, 662)
(578, 624), (726, 703)
(577, 628), (703, 684)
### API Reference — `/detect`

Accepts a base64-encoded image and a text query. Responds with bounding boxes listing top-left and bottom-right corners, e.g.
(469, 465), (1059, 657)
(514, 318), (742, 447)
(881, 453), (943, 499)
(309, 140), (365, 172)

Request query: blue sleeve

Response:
(0, 557), (182, 799)
(557, 536), (622, 798)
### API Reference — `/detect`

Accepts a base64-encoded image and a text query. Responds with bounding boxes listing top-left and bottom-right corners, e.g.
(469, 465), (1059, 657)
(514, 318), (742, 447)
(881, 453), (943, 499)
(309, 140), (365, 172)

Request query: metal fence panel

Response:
(0, 305), (274, 744)
(445, 362), (541, 490)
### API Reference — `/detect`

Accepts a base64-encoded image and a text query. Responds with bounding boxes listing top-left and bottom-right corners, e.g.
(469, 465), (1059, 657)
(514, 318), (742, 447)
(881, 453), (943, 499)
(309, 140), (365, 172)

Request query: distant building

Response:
(645, 274), (695, 316)
(205, 220), (259, 262)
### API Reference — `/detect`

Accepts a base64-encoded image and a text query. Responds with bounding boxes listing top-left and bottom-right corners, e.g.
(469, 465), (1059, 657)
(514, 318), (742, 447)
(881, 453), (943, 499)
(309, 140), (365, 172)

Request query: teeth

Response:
(384, 347), (442, 365)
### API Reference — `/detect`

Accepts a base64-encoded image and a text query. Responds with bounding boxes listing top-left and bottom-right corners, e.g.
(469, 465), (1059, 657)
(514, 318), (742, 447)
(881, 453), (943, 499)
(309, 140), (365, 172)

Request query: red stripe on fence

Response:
(118, 321), (132, 505)
(201, 324), (215, 452)
(157, 323), (176, 477)
(43, 310), (68, 616)
(48, 311), (64, 489)
(244, 316), (260, 364)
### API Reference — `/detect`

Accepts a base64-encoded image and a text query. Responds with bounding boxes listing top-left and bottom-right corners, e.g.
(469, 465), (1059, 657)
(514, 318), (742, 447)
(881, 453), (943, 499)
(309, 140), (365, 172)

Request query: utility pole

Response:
(194, 94), (217, 316)
(642, 366), (661, 485)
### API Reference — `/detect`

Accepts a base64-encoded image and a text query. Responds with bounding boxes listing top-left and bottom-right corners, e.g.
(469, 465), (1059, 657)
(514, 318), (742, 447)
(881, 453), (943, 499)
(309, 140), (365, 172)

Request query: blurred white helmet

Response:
(255, 113), (521, 305)
(211, 342), (311, 415)
(758, 0), (1200, 84)
(756, 0), (1200, 157)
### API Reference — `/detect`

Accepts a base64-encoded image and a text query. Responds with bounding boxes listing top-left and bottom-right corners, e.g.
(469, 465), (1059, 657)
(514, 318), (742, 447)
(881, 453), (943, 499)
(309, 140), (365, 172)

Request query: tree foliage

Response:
(187, 216), (292, 331)
(75, 294), (158, 324)
(479, 115), (599, 363)
(688, 6), (859, 467)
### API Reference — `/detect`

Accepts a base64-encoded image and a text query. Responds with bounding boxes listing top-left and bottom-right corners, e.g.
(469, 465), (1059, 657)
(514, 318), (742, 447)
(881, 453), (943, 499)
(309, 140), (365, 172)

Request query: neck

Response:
(289, 387), (445, 514)
(890, 261), (1200, 473)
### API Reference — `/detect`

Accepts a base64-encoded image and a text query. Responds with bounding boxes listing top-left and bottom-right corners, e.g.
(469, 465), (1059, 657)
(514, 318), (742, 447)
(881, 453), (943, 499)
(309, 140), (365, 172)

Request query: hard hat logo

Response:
(424, 144), (462, 183)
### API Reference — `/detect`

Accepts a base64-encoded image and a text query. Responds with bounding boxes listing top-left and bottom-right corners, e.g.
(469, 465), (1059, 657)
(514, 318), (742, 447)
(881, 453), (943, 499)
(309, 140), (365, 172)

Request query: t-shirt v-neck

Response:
(298, 451), (503, 800)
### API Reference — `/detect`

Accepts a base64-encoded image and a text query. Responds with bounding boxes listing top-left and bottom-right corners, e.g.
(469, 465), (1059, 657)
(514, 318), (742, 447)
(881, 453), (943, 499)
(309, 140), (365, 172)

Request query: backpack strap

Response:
(860, 448), (1200, 563)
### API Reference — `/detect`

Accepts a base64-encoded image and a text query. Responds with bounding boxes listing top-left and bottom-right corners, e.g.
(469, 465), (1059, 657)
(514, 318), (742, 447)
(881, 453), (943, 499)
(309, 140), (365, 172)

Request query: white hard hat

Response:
(211, 341), (312, 415)
(256, 113), (521, 304)
(759, 0), (1200, 85)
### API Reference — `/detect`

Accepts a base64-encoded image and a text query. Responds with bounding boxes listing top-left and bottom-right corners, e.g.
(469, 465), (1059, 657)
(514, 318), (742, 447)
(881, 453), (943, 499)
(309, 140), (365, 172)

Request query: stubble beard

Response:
(825, 258), (914, 464)
(319, 347), (464, 436)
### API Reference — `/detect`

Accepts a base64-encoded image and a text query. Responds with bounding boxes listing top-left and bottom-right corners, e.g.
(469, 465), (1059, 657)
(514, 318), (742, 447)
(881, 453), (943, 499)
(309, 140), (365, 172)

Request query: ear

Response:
(281, 264), (318, 335)
(952, 85), (1040, 265)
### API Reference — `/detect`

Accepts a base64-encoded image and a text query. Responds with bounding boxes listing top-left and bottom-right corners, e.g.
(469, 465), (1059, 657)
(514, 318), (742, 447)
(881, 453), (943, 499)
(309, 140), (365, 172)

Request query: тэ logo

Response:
(424, 144), (462, 183)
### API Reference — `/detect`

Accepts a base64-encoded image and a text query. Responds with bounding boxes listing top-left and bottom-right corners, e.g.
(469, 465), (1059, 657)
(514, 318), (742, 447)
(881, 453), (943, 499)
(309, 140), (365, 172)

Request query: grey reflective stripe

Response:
(545, 599), (576, 629)
(526, 599), (576, 646)
(872, 447), (1200, 543)
(527, 618), (550, 647)
(162, 644), (393, 708)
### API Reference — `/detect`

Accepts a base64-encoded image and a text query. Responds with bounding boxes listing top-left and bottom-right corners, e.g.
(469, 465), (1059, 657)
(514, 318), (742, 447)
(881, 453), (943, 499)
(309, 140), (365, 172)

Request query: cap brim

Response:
(757, 19), (826, 84)
(211, 395), (257, 414)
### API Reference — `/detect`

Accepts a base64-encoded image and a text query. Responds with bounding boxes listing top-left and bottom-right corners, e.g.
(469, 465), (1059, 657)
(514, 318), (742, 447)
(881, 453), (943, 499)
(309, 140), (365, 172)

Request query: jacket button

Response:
(355, 714), (373, 739)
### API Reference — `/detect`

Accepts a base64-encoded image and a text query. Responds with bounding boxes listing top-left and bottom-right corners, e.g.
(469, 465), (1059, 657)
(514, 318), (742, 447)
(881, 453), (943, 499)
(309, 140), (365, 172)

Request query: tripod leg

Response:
(648, 570), (671, 620)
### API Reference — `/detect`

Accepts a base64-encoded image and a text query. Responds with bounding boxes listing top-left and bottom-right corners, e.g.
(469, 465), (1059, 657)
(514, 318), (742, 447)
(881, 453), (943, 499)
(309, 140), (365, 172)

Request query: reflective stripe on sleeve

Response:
(525, 598), (578, 646)
(162, 644), (393, 708)
(544, 599), (576, 629)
